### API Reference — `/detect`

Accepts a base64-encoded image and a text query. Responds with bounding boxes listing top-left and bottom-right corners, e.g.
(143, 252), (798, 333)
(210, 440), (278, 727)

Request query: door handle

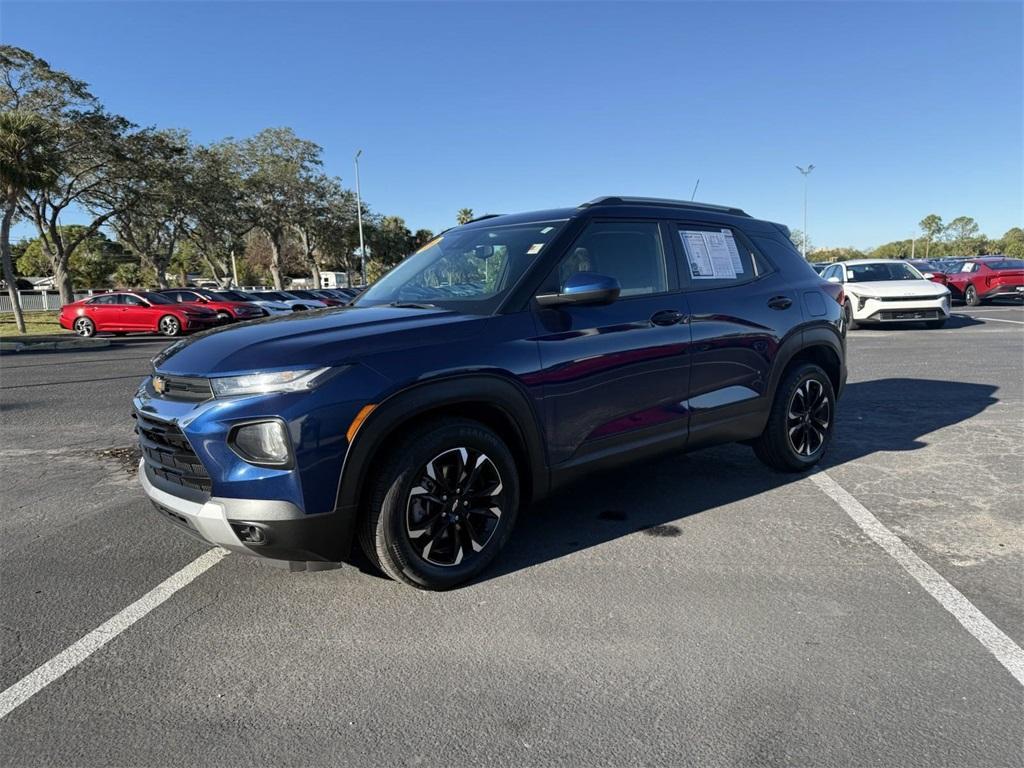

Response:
(650, 309), (686, 326)
(767, 296), (793, 310)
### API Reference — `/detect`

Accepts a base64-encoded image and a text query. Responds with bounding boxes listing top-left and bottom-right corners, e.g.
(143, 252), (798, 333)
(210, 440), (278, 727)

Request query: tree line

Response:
(800, 215), (1023, 264)
(0, 45), (440, 333)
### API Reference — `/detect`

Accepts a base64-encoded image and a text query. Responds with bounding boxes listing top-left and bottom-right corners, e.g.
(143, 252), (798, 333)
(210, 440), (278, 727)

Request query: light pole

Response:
(354, 149), (366, 286)
(795, 164), (815, 259)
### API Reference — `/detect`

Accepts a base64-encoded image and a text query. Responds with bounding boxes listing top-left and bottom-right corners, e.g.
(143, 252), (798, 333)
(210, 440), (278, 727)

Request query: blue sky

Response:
(4, 1), (1022, 249)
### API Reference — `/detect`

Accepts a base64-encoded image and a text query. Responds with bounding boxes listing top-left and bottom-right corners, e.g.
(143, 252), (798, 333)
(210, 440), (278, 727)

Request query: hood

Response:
(844, 280), (948, 298)
(153, 305), (485, 376)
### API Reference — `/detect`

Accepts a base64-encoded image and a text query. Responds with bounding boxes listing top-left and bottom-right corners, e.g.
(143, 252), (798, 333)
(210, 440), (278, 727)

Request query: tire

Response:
(72, 317), (95, 337)
(925, 318), (946, 329)
(843, 300), (861, 331)
(359, 418), (520, 590)
(158, 315), (181, 337)
(292, 305), (308, 311)
(216, 311), (232, 323)
(964, 284), (980, 306)
(753, 362), (836, 472)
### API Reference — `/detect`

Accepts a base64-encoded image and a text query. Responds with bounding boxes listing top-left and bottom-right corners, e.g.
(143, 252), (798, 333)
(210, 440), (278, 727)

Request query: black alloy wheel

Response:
(405, 447), (504, 567)
(786, 378), (832, 458)
(753, 362), (836, 472)
(360, 418), (519, 590)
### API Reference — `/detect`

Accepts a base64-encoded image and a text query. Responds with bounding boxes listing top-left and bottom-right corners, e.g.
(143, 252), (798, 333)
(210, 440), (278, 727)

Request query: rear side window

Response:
(549, 221), (670, 298)
(675, 224), (768, 289)
(87, 295), (116, 305)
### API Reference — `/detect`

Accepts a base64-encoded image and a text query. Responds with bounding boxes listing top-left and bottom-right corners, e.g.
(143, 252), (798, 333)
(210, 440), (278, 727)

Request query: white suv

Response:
(822, 260), (951, 330)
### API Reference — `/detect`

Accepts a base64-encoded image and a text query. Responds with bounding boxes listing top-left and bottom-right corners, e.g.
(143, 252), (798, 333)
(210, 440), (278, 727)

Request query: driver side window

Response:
(549, 221), (669, 297)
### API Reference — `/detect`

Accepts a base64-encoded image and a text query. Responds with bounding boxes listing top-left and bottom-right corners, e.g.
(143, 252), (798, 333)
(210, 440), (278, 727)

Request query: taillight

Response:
(821, 281), (844, 306)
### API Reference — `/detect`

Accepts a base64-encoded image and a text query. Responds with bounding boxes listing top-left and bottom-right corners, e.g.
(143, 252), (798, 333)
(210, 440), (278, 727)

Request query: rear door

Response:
(669, 222), (799, 446)
(533, 219), (692, 465)
(83, 295), (118, 329)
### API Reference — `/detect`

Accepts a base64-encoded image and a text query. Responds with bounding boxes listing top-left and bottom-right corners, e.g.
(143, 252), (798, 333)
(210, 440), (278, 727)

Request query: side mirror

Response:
(536, 272), (621, 307)
(827, 276), (841, 284)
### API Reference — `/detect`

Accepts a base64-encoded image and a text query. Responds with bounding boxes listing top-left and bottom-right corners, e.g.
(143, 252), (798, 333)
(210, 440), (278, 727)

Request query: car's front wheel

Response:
(843, 300), (861, 331)
(158, 315), (181, 337)
(360, 418), (520, 590)
(753, 362), (836, 472)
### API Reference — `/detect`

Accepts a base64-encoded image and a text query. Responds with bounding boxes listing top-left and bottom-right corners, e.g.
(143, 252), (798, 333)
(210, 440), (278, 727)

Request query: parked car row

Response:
(811, 256), (1023, 331)
(59, 286), (361, 337)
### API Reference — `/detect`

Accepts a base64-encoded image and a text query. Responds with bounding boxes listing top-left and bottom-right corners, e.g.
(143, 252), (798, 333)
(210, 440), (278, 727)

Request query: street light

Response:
(795, 164), (815, 260)
(354, 149), (366, 286)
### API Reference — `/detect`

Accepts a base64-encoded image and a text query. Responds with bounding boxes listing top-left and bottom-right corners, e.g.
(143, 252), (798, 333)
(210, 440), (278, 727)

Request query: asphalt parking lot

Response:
(1, 305), (1022, 767)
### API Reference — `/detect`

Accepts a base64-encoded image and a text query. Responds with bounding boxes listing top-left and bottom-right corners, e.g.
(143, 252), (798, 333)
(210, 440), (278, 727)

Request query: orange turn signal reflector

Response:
(346, 404), (377, 443)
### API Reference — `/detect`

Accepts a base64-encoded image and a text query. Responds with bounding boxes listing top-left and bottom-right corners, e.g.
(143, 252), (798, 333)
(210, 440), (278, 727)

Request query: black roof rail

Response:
(579, 196), (750, 217)
(465, 213), (503, 224)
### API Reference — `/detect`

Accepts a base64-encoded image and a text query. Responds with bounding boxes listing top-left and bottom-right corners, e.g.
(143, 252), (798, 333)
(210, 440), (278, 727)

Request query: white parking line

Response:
(810, 472), (1024, 686)
(975, 317), (1024, 325)
(0, 548), (227, 720)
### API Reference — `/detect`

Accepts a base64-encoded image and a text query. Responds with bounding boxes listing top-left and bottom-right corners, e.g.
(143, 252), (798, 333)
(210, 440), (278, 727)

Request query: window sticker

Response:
(527, 243), (545, 255)
(720, 229), (744, 273)
(540, 226), (555, 234)
(680, 230), (739, 279)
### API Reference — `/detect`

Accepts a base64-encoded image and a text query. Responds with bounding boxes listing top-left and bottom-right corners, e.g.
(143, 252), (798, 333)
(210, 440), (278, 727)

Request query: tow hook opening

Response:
(230, 522), (270, 545)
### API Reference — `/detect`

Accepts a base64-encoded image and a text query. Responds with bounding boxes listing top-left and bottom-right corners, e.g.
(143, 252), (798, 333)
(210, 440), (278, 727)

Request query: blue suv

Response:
(134, 197), (847, 589)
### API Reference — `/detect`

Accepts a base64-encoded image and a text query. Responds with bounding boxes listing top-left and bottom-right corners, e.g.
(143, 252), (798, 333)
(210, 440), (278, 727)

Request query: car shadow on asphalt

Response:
(478, 378), (999, 585)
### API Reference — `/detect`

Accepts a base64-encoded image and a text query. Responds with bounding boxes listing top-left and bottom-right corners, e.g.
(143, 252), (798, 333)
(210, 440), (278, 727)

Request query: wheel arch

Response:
(768, 326), (845, 403)
(334, 373), (549, 537)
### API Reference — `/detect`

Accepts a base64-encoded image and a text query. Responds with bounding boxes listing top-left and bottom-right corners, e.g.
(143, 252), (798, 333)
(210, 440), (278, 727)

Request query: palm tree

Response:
(456, 208), (474, 225)
(0, 111), (57, 333)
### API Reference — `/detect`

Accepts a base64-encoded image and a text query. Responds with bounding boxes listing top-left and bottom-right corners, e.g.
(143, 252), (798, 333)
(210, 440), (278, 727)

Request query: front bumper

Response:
(852, 295), (950, 323)
(140, 460), (343, 562)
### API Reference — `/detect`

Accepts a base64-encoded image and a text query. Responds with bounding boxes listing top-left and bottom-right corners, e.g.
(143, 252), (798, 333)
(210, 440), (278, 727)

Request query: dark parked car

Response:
(157, 288), (267, 322)
(134, 196), (847, 589)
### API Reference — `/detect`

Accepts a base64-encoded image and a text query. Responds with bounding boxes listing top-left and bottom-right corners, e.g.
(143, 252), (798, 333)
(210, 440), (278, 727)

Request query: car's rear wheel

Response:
(158, 315), (181, 337)
(360, 418), (520, 590)
(73, 317), (95, 337)
(216, 311), (232, 323)
(843, 300), (861, 331)
(753, 362), (835, 472)
(965, 284), (980, 306)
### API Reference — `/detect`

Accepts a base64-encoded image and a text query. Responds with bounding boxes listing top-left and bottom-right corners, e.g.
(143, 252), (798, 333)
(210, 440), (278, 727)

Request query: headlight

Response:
(210, 367), (335, 397)
(229, 420), (292, 466)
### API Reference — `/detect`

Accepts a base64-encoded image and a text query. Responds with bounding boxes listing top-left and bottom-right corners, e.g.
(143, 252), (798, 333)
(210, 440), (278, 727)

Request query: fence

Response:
(0, 290), (107, 313)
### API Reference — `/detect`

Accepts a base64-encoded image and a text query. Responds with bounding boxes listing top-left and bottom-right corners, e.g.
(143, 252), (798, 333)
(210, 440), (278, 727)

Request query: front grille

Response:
(877, 309), (940, 321)
(134, 411), (212, 494)
(152, 374), (213, 402)
(876, 295), (945, 302)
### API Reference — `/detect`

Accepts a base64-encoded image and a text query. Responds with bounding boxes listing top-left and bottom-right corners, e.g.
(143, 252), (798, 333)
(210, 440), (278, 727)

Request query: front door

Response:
(533, 219), (692, 466)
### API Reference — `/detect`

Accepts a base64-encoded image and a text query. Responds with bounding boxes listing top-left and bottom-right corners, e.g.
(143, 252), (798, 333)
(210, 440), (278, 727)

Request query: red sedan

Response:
(944, 257), (1024, 305)
(59, 291), (219, 337)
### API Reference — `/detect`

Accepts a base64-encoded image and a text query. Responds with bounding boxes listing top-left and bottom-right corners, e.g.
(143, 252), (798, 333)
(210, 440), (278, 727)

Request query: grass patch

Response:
(0, 311), (67, 337)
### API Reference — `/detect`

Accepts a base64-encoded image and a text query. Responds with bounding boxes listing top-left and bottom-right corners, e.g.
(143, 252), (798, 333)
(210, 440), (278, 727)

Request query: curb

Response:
(0, 337), (111, 354)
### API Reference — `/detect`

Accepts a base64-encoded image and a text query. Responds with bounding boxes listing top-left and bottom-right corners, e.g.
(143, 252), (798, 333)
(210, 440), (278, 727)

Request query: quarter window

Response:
(550, 221), (669, 297)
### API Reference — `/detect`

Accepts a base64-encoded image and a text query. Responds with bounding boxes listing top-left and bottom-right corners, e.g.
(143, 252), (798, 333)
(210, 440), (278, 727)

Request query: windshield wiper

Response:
(387, 302), (438, 309)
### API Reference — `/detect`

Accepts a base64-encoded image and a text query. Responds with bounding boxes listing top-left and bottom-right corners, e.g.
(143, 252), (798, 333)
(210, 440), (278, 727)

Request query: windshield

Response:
(355, 220), (567, 313)
(846, 262), (923, 282)
(289, 290), (319, 300)
(257, 292), (288, 301)
(138, 292), (174, 305)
